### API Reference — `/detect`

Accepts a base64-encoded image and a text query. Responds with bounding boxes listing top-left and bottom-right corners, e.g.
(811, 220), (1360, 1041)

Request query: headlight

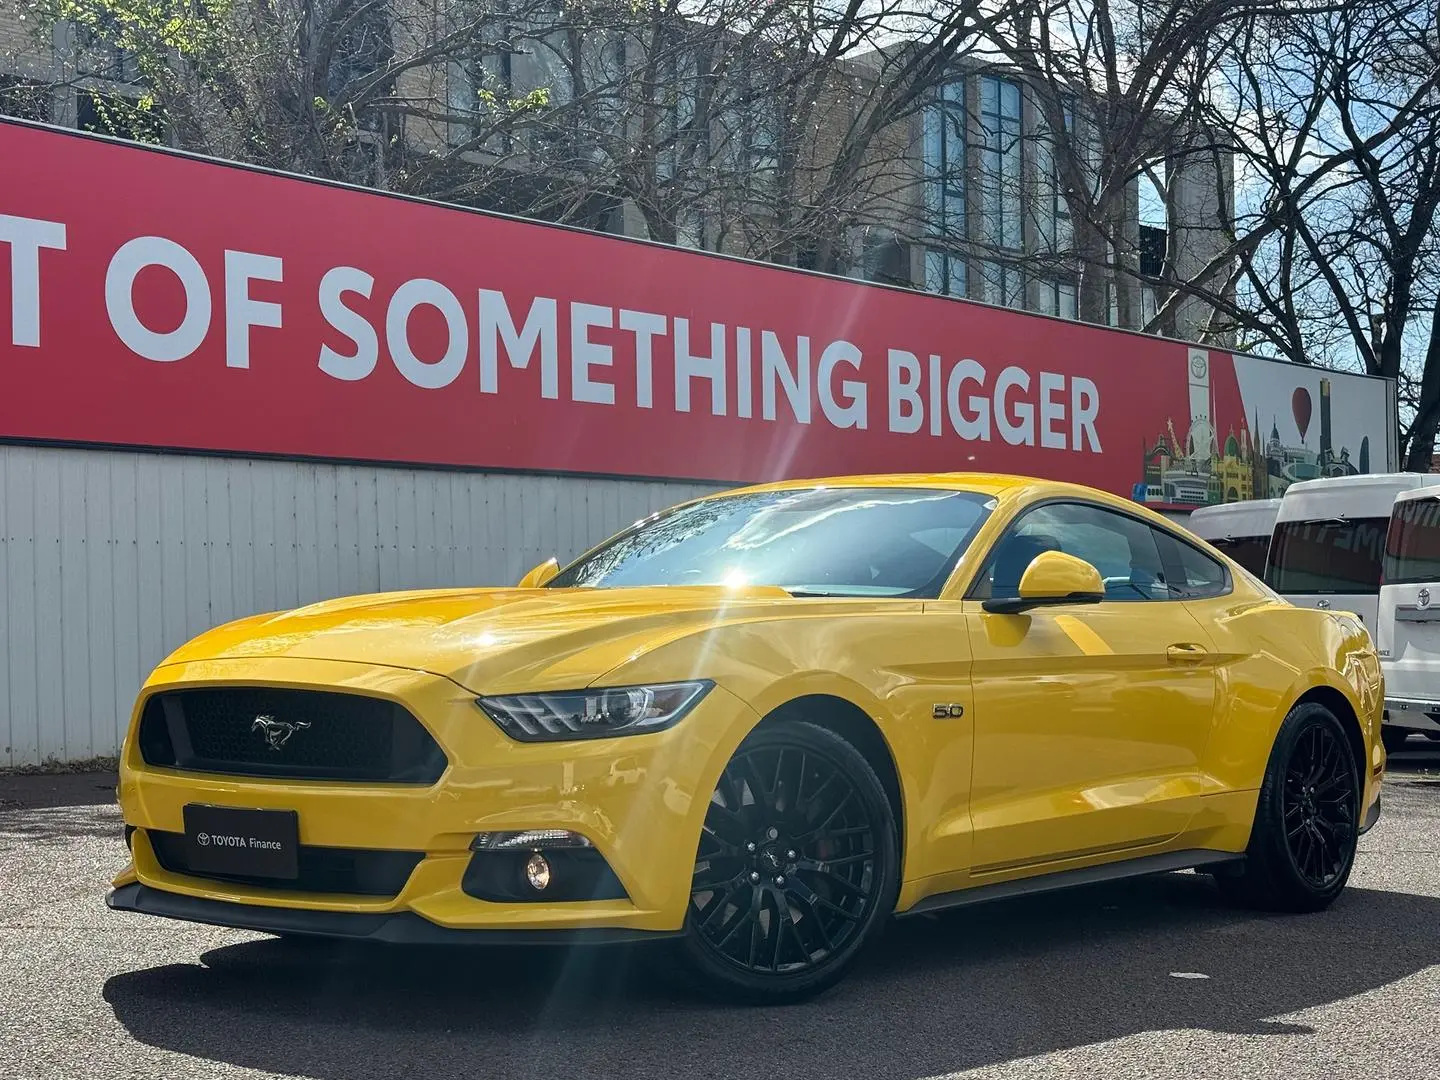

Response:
(478, 680), (713, 742)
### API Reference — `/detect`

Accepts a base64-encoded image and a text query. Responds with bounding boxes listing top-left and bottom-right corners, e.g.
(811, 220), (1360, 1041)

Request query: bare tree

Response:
(18, 0), (576, 186)
(1167, 2), (1440, 458)
(973, 0), (1293, 329)
(16, 0), (1012, 274)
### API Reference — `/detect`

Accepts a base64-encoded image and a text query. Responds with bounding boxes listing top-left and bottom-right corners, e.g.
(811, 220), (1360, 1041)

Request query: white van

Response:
(1185, 499), (1281, 578)
(1377, 485), (1440, 750)
(1265, 473), (1440, 631)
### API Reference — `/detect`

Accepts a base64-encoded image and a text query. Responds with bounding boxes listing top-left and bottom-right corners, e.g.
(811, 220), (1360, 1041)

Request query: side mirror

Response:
(517, 557), (559, 589)
(983, 550), (1105, 615)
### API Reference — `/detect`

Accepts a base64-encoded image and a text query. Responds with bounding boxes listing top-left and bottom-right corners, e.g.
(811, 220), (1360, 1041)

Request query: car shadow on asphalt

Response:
(0, 772), (122, 843)
(102, 872), (1440, 1080)
(0, 771), (118, 811)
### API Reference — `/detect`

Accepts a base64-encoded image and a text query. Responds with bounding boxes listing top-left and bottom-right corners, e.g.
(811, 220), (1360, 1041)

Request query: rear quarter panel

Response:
(1191, 596), (1383, 792)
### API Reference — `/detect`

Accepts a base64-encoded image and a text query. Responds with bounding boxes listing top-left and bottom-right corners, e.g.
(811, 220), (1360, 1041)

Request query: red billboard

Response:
(0, 120), (1396, 503)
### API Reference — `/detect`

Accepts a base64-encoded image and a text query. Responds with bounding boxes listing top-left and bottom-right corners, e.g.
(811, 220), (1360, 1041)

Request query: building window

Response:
(1034, 96), (1075, 253)
(1037, 278), (1078, 320)
(923, 79), (966, 244)
(852, 228), (907, 286)
(1140, 160), (1168, 229)
(74, 16), (141, 83)
(676, 208), (704, 250)
(448, 12), (514, 151)
(658, 47), (699, 179)
(979, 76), (1022, 251)
(925, 249), (967, 297)
(1142, 285), (1158, 326)
(746, 98), (781, 189)
(76, 90), (164, 143)
(327, 5), (392, 134)
(577, 33), (627, 133)
(450, 2), (591, 158)
(527, 26), (578, 156)
(979, 260), (1023, 308)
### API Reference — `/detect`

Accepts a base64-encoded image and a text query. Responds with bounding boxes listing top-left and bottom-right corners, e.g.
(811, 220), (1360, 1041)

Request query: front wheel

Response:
(1217, 702), (1360, 913)
(675, 720), (900, 1004)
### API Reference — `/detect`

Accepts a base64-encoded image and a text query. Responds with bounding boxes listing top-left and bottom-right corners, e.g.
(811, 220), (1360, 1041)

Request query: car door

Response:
(962, 501), (1221, 874)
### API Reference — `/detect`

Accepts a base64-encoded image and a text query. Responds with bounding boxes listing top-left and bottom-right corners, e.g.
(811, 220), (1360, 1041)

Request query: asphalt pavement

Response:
(4, 749), (1440, 1080)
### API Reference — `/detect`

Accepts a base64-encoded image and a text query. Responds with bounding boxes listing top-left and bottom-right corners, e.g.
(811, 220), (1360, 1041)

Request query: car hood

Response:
(160, 585), (808, 694)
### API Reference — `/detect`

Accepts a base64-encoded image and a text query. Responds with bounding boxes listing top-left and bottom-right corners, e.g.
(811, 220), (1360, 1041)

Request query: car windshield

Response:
(548, 486), (996, 598)
(1265, 516), (1390, 595)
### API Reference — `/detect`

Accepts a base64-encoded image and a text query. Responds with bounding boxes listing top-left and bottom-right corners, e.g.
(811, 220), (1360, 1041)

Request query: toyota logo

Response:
(251, 715), (311, 751)
(1420, 588), (1431, 609)
(196, 832), (211, 846)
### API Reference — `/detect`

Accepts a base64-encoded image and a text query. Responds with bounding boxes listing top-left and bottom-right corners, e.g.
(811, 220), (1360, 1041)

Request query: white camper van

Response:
(1185, 499), (1281, 578)
(1265, 473), (1440, 631)
(1377, 485), (1440, 750)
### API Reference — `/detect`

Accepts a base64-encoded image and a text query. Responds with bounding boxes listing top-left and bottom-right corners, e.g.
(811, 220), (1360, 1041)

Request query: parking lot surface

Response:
(3, 750), (1440, 1080)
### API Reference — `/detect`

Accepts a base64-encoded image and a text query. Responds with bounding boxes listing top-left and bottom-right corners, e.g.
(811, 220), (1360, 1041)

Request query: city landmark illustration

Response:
(1134, 351), (1369, 507)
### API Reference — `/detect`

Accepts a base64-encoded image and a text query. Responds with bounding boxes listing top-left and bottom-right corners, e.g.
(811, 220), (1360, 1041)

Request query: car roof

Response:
(729, 472), (1025, 495)
(1277, 472), (1440, 521)
(720, 473), (1178, 525)
(1393, 484), (1440, 506)
(1186, 499), (1282, 539)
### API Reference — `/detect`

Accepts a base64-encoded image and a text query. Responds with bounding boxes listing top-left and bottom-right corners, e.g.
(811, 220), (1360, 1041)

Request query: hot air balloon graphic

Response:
(1292, 386), (1312, 443)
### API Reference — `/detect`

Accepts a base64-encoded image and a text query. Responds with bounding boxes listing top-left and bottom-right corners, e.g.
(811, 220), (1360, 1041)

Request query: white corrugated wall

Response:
(0, 443), (722, 768)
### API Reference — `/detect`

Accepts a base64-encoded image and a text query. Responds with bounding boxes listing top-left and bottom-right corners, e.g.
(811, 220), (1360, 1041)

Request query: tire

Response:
(1217, 702), (1361, 913)
(673, 720), (900, 1004)
(1382, 727), (1411, 754)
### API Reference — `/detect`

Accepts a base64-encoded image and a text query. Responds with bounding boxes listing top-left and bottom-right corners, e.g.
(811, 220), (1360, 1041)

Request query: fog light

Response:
(525, 853), (552, 891)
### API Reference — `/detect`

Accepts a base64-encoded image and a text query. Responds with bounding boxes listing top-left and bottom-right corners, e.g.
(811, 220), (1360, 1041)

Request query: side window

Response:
(1156, 532), (1231, 599)
(971, 502), (1172, 602)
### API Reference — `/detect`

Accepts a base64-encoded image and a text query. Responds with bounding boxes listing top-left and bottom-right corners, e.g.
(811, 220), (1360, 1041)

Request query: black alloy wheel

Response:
(677, 720), (899, 1003)
(1281, 721), (1358, 890)
(1215, 701), (1361, 913)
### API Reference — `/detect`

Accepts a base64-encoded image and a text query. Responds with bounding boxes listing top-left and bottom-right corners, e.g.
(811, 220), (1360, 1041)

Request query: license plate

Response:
(183, 804), (299, 880)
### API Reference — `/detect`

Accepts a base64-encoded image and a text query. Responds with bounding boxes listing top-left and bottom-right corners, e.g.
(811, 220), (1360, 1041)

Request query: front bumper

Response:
(106, 882), (677, 944)
(114, 657), (758, 935)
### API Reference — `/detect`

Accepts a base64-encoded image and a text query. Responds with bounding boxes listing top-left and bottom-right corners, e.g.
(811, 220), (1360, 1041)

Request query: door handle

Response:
(1166, 643), (1208, 664)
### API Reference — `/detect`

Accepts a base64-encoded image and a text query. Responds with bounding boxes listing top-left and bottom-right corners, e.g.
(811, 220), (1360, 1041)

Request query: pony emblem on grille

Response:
(251, 715), (311, 751)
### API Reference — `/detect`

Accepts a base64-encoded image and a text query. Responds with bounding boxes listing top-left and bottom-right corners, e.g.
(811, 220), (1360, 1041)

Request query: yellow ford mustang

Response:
(109, 474), (1384, 1002)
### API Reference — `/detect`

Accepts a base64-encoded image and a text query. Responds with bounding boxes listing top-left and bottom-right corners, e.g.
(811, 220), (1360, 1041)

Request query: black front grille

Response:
(138, 688), (448, 783)
(148, 830), (423, 897)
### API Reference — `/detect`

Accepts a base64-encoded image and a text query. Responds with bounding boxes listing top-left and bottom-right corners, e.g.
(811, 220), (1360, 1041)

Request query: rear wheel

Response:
(675, 720), (899, 1004)
(1217, 702), (1360, 913)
